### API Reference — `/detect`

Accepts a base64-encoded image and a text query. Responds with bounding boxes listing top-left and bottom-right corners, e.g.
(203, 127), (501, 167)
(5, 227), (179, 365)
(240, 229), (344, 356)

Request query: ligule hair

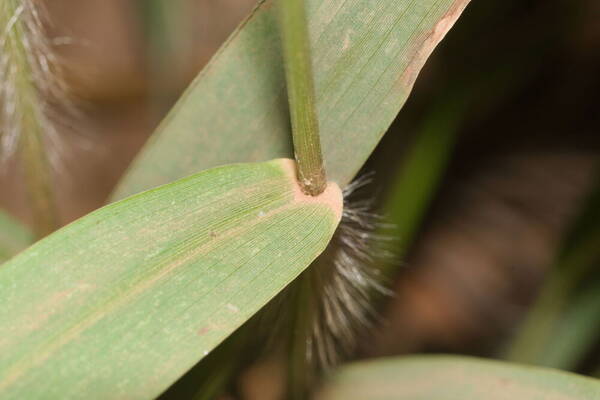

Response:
(306, 174), (394, 370)
(257, 173), (395, 396)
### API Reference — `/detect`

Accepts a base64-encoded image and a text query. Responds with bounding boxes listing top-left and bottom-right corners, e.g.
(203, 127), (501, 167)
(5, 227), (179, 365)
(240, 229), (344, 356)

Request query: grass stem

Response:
(278, 0), (326, 196)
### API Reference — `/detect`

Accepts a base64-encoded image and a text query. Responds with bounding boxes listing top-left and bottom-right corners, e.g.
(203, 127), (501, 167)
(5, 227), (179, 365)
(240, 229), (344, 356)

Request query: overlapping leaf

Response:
(0, 159), (342, 399)
(113, 0), (471, 199)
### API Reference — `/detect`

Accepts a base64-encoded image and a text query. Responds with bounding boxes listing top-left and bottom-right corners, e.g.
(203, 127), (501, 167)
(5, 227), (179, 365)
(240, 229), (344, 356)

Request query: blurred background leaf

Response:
(505, 174), (600, 369)
(316, 356), (600, 400)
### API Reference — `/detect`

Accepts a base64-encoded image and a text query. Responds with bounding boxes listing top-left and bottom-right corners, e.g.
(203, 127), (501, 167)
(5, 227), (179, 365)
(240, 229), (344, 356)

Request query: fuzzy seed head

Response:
(0, 0), (71, 167)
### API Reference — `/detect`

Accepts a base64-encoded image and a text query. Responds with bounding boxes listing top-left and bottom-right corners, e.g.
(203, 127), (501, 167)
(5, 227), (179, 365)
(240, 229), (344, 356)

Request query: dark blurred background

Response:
(1, 0), (599, 397)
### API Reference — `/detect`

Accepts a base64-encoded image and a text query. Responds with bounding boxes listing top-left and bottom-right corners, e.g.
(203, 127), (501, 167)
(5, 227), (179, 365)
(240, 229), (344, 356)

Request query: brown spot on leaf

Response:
(197, 326), (210, 336)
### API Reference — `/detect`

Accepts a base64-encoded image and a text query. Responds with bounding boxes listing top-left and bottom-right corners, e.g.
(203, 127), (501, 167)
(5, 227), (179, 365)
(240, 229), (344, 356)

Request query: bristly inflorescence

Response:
(0, 0), (71, 166)
(305, 174), (394, 370)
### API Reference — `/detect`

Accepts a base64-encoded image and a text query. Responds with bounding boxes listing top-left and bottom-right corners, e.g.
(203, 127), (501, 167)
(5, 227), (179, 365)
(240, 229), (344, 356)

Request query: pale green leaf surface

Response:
(317, 356), (600, 400)
(0, 159), (342, 399)
(0, 210), (33, 263)
(112, 0), (470, 200)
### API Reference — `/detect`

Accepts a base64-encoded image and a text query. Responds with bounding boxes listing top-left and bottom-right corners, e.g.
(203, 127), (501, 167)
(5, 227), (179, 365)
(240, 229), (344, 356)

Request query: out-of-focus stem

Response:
(19, 117), (57, 238)
(286, 274), (316, 400)
(2, 0), (58, 237)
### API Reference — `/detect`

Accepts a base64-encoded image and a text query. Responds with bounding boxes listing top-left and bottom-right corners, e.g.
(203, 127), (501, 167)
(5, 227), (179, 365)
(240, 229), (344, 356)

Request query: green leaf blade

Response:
(112, 0), (470, 200)
(0, 159), (342, 399)
(317, 356), (600, 400)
